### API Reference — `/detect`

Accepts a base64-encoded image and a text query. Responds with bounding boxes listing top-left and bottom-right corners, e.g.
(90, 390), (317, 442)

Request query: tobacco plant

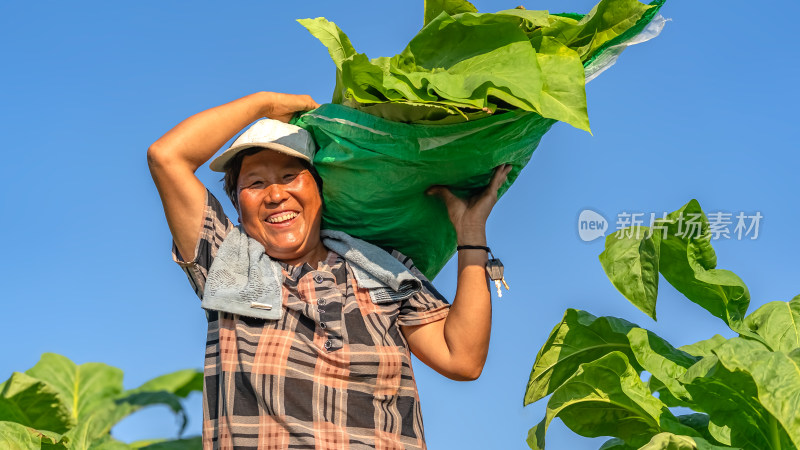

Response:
(0, 353), (202, 449)
(524, 200), (799, 449)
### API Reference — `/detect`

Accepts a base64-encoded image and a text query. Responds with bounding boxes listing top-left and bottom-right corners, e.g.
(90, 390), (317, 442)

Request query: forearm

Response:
(442, 229), (492, 378)
(147, 91), (275, 171)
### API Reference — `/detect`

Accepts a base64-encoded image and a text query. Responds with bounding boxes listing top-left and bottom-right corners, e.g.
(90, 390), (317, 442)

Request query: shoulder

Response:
(206, 190), (231, 226)
(171, 189), (235, 298)
(388, 249), (449, 304)
(388, 249), (416, 270)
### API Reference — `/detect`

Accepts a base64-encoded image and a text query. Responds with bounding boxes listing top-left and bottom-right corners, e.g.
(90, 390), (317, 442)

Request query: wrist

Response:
(456, 235), (487, 246)
(456, 227), (487, 246)
(254, 91), (277, 117)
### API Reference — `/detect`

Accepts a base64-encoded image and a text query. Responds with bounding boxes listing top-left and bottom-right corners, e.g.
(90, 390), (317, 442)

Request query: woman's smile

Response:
(266, 210), (299, 225)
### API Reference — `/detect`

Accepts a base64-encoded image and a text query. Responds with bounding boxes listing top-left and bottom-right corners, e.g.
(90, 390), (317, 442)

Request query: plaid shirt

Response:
(173, 191), (450, 450)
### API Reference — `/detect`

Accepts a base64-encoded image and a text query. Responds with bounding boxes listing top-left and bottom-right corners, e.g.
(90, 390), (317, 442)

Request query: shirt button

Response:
(317, 307), (325, 314)
(314, 274), (324, 283)
(320, 322), (327, 329)
(324, 340), (332, 350)
(318, 299), (326, 306)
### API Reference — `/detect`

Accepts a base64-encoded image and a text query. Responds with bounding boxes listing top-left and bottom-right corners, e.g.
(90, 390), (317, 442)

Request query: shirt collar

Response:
(279, 250), (343, 281)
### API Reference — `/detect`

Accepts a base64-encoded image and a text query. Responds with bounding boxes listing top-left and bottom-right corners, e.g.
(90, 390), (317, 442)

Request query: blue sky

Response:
(1, 0), (798, 448)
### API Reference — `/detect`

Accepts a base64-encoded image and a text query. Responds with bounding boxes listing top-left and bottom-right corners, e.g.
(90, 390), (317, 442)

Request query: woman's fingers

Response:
(426, 165), (511, 236)
(302, 95), (321, 110)
(427, 185), (455, 202)
(266, 93), (320, 122)
(428, 164), (511, 208)
(489, 164), (512, 193)
(428, 186), (466, 221)
(477, 164), (511, 206)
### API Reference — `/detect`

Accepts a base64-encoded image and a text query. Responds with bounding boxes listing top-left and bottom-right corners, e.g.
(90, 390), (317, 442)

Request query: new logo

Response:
(578, 209), (608, 242)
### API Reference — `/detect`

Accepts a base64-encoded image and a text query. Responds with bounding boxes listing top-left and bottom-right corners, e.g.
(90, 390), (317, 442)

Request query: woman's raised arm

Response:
(147, 92), (319, 260)
(402, 164), (512, 381)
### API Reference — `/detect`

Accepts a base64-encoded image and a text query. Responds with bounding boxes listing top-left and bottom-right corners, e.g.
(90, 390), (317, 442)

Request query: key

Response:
(486, 258), (508, 298)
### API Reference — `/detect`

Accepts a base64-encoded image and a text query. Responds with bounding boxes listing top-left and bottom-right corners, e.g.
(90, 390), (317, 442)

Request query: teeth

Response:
(267, 212), (298, 223)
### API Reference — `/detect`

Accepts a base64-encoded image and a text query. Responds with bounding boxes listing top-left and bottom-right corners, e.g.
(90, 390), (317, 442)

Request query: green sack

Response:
(294, 0), (666, 279)
(296, 105), (554, 278)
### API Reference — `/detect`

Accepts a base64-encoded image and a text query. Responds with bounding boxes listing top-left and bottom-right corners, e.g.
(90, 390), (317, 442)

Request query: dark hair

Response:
(222, 147), (323, 209)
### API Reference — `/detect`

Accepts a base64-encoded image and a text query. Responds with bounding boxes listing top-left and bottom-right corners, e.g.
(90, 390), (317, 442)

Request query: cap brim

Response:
(209, 143), (311, 172)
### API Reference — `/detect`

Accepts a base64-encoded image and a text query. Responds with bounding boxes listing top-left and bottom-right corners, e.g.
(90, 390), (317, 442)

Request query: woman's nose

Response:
(265, 183), (289, 203)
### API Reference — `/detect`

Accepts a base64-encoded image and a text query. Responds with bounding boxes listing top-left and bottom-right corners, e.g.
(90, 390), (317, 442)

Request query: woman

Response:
(148, 91), (510, 449)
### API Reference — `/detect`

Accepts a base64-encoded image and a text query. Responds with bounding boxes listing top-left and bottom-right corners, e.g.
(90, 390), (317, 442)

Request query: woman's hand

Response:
(262, 92), (320, 123)
(427, 164), (512, 244)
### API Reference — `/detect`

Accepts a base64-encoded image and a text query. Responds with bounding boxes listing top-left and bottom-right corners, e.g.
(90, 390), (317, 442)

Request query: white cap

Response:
(209, 119), (316, 172)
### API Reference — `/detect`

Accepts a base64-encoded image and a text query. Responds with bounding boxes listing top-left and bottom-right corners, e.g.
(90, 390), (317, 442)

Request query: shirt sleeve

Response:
(390, 250), (451, 327)
(171, 189), (234, 299)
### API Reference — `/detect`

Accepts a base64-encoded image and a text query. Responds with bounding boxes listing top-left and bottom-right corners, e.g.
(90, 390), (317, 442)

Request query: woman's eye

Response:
(284, 172), (299, 182)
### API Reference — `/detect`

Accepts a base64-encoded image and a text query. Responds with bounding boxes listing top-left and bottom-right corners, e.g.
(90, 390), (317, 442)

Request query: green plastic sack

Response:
(296, 105), (554, 278)
(294, 0), (667, 279)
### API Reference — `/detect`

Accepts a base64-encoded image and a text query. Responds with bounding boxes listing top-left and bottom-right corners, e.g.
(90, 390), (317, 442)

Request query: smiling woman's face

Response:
(236, 150), (326, 266)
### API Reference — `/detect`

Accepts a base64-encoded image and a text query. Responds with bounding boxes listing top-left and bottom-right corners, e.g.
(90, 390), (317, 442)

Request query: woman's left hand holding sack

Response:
(426, 164), (512, 246)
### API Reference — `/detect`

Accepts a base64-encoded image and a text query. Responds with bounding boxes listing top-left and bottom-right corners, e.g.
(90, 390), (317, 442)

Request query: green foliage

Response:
(0, 354), (202, 450)
(423, 0), (477, 26)
(525, 200), (800, 449)
(0, 372), (73, 434)
(298, 0), (664, 130)
(638, 432), (734, 450)
(523, 310), (697, 406)
(598, 200), (750, 327)
(526, 352), (698, 450)
(0, 421), (66, 450)
(598, 225), (660, 319)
